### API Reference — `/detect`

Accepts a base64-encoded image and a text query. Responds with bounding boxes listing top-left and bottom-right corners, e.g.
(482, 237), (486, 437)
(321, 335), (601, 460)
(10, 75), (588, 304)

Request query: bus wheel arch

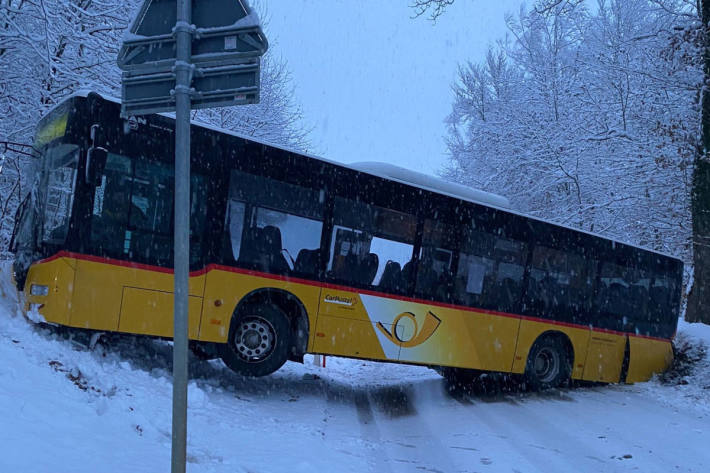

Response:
(220, 300), (291, 377)
(524, 331), (573, 390)
(231, 288), (310, 360)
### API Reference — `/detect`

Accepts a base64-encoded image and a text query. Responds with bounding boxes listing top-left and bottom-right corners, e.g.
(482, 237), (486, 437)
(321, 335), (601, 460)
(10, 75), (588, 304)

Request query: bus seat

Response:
(332, 251), (359, 283)
(499, 277), (520, 312)
(379, 261), (402, 292)
(434, 270), (454, 302)
(416, 258), (438, 296)
(295, 248), (319, 276)
(538, 275), (559, 313)
(630, 285), (649, 311)
(401, 260), (414, 285)
(262, 225), (291, 273)
(238, 227), (263, 266)
(360, 253), (379, 285)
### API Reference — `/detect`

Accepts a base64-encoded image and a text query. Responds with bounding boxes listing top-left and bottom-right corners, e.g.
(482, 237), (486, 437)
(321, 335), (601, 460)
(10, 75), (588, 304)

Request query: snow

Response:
(0, 261), (708, 472)
(196, 12), (262, 34)
(351, 161), (511, 210)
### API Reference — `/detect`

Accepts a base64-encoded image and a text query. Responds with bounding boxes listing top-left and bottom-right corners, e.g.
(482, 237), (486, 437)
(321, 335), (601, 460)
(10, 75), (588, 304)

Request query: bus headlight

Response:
(30, 284), (49, 296)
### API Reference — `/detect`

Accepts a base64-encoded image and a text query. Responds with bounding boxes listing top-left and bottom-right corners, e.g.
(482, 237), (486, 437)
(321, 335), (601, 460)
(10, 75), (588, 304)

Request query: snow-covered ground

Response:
(1, 263), (708, 473)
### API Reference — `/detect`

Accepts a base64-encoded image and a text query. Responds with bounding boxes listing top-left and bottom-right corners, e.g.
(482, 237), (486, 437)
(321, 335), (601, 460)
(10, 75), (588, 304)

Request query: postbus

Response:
(12, 91), (682, 389)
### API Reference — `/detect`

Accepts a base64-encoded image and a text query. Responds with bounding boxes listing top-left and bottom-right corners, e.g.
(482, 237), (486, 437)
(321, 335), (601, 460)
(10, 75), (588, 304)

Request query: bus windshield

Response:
(40, 143), (79, 244)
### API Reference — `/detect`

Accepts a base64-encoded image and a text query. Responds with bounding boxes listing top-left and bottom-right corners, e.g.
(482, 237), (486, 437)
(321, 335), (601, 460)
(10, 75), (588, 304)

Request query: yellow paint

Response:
(512, 319), (590, 379)
(626, 337), (673, 383)
(312, 316), (388, 359)
(582, 333), (626, 382)
(35, 112), (68, 147)
(22, 256), (672, 383)
(118, 287), (202, 338)
(377, 311), (441, 348)
(68, 258), (204, 333)
(396, 307), (521, 372)
(318, 288), (369, 321)
(25, 257), (75, 326)
(200, 269), (321, 343)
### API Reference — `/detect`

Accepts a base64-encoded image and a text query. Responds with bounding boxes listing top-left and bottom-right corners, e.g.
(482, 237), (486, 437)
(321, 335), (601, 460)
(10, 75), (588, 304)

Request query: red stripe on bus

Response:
(36, 251), (671, 343)
(40, 251), (175, 274)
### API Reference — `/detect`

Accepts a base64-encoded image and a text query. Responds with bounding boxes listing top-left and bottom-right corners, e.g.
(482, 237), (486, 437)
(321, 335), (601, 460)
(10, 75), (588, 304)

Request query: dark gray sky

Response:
(267, 0), (521, 174)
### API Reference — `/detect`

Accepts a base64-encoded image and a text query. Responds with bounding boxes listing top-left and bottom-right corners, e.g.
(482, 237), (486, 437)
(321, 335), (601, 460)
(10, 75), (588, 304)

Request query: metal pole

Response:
(172, 0), (191, 471)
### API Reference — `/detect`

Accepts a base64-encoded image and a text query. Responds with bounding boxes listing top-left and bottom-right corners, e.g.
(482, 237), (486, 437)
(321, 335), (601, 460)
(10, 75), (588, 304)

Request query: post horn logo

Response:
(376, 311), (441, 348)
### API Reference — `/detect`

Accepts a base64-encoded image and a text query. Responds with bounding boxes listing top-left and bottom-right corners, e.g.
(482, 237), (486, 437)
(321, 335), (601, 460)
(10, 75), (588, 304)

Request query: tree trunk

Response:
(686, 0), (710, 324)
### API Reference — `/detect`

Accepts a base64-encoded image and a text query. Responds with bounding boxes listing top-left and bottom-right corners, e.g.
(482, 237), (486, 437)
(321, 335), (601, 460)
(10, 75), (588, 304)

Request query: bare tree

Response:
(410, 0), (455, 20)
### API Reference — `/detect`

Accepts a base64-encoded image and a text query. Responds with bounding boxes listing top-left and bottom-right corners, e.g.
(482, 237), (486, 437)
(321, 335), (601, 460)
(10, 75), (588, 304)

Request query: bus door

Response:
(74, 152), (205, 337)
(582, 265), (632, 382)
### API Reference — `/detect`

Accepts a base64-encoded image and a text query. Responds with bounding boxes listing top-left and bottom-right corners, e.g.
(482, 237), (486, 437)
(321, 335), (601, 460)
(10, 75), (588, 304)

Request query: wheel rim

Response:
(533, 347), (560, 384)
(233, 316), (276, 363)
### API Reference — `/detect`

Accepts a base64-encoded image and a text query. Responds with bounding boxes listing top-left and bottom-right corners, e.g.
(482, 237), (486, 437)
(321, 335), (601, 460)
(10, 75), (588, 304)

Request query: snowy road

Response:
(0, 265), (708, 473)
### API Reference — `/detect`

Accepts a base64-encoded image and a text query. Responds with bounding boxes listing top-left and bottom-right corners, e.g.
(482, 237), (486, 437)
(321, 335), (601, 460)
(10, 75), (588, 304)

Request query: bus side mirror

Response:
(85, 147), (107, 185)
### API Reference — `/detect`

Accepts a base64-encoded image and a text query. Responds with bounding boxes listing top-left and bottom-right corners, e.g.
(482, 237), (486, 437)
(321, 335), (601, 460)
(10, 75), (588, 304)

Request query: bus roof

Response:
(56, 90), (682, 262)
(350, 162), (511, 209)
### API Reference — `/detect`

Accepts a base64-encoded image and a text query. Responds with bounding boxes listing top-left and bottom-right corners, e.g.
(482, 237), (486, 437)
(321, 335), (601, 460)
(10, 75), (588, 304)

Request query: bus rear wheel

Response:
(525, 335), (571, 391)
(220, 303), (291, 377)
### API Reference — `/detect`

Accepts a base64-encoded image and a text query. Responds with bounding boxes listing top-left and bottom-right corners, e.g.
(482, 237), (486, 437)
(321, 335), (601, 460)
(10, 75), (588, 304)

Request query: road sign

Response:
(120, 60), (260, 116)
(117, 0), (268, 117)
(118, 0), (267, 72)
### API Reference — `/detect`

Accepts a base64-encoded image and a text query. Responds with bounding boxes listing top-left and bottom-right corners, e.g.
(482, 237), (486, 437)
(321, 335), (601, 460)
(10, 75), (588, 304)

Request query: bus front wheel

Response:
(524, 335), (571, 391)
(220, 303), (292, 377)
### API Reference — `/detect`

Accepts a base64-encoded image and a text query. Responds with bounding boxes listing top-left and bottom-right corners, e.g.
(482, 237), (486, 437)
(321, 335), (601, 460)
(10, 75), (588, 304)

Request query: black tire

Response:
(219, 303), (291, 377)
(189, 341), (219, 361)
(524, 336), (571, 391)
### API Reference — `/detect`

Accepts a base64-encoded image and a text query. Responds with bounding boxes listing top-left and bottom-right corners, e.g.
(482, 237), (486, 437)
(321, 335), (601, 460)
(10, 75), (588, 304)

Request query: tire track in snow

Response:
(321, 380), (394, 473)
(463, 392), (616, 473)
(418, 382), (709, 473)
(362, 381), (459, 473)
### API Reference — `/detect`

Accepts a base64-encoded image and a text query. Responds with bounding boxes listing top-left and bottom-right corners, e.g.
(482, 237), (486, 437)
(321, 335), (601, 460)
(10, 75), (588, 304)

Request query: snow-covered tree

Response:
(0, 0), (309, 251)
(444, 0), (701, 260)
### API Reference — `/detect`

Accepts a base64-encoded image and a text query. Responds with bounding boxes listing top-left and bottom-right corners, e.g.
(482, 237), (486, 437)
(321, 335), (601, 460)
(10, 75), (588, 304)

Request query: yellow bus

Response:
(12, 92), (682, 389)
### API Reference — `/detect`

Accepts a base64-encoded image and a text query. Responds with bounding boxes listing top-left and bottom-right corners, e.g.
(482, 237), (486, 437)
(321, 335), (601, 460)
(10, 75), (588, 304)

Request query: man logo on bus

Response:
(376, 311), (441, 348)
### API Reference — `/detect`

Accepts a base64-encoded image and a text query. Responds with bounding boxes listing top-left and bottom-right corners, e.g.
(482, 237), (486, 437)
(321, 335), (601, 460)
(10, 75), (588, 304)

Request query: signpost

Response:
(118, 1), (267, 472)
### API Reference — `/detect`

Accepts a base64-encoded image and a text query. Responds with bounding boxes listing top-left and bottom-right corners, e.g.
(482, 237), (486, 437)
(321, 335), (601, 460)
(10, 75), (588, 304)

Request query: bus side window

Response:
(415, 219), (457, 302)
(524, 246), (595, 324)
(225, 169), (324, 277)
(189, 174), (208, 266)
(489, 237), (526, 313)
(596, 263), (649, 332)
(648, 273), (678, 338)
(254, 207), (323, 275)
(454, 228), (526, 313)
(327, 197), (416, 293)
(128, 159), (174, 266)
(454, 230), (496, 309)
(223, 199), (246, 262)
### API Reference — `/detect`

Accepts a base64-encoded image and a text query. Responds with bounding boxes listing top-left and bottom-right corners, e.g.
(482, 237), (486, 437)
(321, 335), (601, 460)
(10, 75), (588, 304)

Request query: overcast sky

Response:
(267, 0), (522, 175)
